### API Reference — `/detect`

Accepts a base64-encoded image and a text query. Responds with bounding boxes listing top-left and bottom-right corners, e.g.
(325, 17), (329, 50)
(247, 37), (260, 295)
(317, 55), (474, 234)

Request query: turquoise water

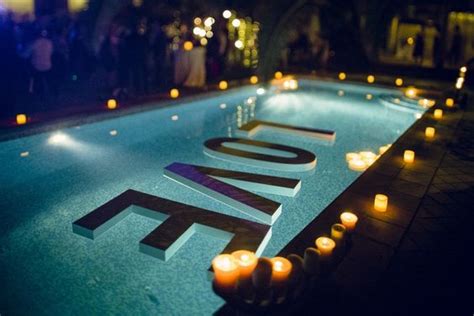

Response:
(0, 80), (423, 315)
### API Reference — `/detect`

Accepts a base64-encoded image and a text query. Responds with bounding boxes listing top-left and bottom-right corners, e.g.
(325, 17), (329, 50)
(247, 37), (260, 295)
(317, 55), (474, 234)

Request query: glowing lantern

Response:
(250, 75), (258, 84)
(16, 114), (27, 125)
(338, 72), (346, 80)
(367, 75), (375, 83)
(219, 81), (228, 90)
(434, 109), (443, 119)
(395, 78), (403, 86)
(183, 41), (193, 51)
(274, 71), (283, 80)
(170, 88), (179, 99)
(374, 194), (388, 212)
(107, 99), (117, 110)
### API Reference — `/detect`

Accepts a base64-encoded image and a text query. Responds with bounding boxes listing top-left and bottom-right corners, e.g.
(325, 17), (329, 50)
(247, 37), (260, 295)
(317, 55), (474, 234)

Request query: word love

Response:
(73, 120), (335, 261)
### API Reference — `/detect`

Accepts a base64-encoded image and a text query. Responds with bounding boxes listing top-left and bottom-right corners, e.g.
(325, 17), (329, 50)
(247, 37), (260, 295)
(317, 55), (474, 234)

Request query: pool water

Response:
(0, 80), (423, 315)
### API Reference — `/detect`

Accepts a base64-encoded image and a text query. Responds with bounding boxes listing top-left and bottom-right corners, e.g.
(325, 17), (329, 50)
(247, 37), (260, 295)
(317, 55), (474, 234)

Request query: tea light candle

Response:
(445, 98), (454, 107)
(425, 127), (435, 139)
(434, 109), (443, 119)
(348, 158), (367, 172)
(231, 250), (258, 279)
(170, 88), (179, 98)
(315, 237), (336, 257)
(219, 80), (228, 90)
(367, 75), (375, 83)
(16, 114), (27, 125)
(303, 247), (320, 274)
(395, 78), (403, 86)
(270, 257), (292, 284)
(338, 72), (346, 80)
(212, 254), (239, 291)
(379, 145), (389, 155)
(404, 150), (415, 163)
(250, 75), (258, 84)
(331, 224), (346, 244)
(274, 71), (283, 79)
(374, 194), (388, 212)
(107, 99), (117, 110)
(340, 212), (358, 232)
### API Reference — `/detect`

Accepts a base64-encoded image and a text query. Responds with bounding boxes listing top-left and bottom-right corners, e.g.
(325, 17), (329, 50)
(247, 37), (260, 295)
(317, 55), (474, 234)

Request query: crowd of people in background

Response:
(0, 7), (229, 118)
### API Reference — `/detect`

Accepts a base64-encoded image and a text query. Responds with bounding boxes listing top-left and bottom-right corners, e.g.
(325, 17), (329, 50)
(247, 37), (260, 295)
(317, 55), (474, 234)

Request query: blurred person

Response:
(449, 25), (462, 66)
(183, 39), (206, 88)
(413, 29), (425, 65)
(29, 30), (54, 108)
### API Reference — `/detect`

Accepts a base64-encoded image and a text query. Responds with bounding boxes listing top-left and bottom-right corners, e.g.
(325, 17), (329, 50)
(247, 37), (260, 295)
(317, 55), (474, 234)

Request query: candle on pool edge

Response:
(404, 150), (415, 163)
(445, 98), (454, 107)
(425, 127), (435, 139)
(231, 250), (258, 279)
(346, 152), (359, 162)
(16, 114), (27, 125)
(212, 254), (240, 291)
(270, 257), (292, 284)
(331, 224), (346, 244)
(374, 194), (388, 212)
(107, 99), (117, 110)
(434, 109), (443, 119)
(340, 212), (358, 232)
(170, 88), (179, 98)
(315, 237), (336, 258)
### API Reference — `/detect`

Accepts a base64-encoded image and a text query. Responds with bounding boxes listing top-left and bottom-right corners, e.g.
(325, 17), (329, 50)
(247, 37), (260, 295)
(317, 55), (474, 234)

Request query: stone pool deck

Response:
(218, 92), (474, 315)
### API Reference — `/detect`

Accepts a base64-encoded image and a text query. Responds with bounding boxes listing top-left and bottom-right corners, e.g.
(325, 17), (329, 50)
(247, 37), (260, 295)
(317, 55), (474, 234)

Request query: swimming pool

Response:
(0, 80), (424, 315)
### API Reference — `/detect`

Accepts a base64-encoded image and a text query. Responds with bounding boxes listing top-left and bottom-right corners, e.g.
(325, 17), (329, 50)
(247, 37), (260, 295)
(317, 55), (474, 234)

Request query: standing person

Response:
(413, 29), (425, 65)
(29, 30), (53, 109)
(432, 27), (443, 69)
(449, 25), (462, 66)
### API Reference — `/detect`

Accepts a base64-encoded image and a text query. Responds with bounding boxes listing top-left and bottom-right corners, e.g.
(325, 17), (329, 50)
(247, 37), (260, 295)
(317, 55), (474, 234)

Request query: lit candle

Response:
(405, 87), (416, 98)
(346, 152), (360, 162)
(212, 254), (240, 291)
(367, 75), (375, 83)
(395, 78), (403, 86)
(315, 237), (336, 258)
(445, 98), (454, 107)
(16, 114), (27, 125)
(274, 71), (283, 80)
(340, 212), (358, 232)
(374, 194), (388, 212)
(360, 151), (376, 161)
(170, 88), (179, 98)
(270, 257), (292, 284)
(425, 127), (435, 139)
(338, 72), (346, 80)
(434, 109), (443, 119)
(231, 250), (258, 279)
(250, 75), (258, 84)
(404, 150), (415, 163)
(219, 80), (228, 90)
(107, 99), (117, 110)
(331, 224), (346, 244)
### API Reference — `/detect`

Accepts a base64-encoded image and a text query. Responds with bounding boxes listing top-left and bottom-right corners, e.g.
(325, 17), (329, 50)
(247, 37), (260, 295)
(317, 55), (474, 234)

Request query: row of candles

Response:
(211, 211), (359, 293)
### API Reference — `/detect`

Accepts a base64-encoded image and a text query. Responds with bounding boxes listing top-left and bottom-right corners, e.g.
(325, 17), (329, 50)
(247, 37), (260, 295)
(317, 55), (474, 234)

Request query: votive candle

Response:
(231, 250), (258, 279)
(434, 109), (443, 119)
(425, 127), (435, 139)
(16, 114), (27, 125)
(107, 99), (117, 110)
(212, 254), (240, 291)
(340, 212), (358, 232)
(315, 237), (336, 257)
(404, 150), (415, 163)
(270, 257), (292, 283)
(374, 194), (388, 212)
